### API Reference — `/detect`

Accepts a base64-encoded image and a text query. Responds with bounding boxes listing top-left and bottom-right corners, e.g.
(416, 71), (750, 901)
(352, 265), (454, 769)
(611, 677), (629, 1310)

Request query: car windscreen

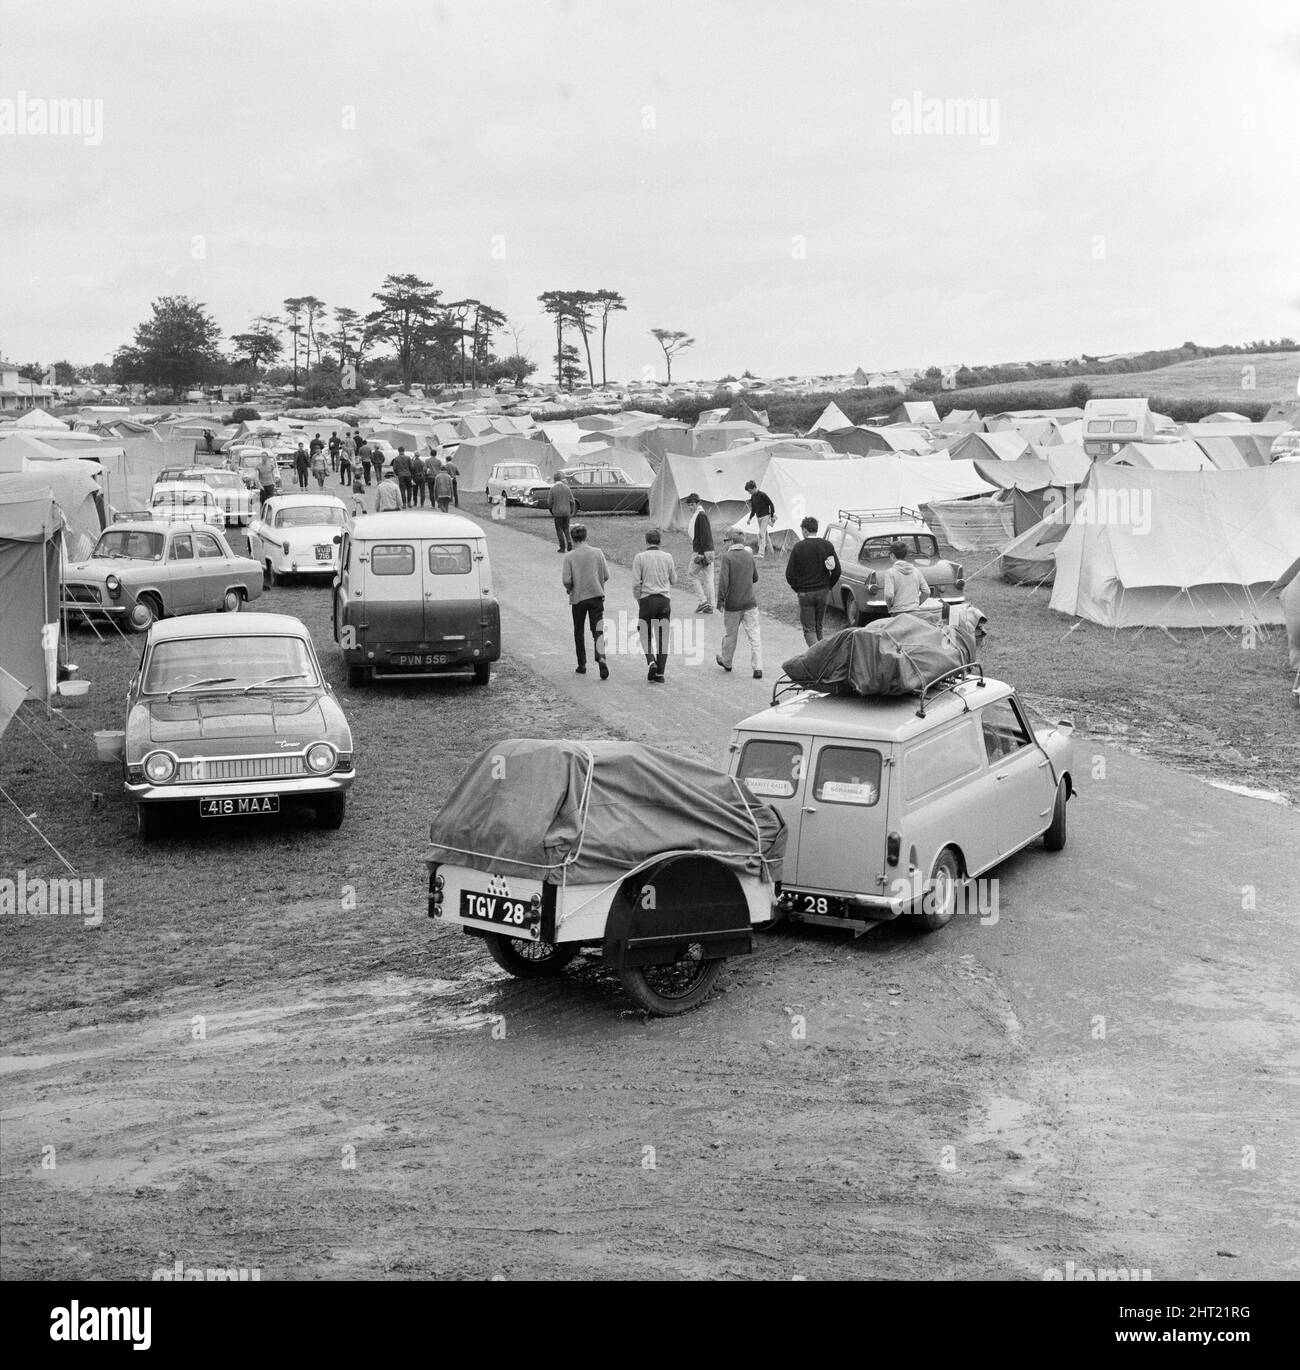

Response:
(499, 467), (537, 480)
(92, 530), (164, 560)
(142, 635), (319, 694)
(275, 506), (347, 528)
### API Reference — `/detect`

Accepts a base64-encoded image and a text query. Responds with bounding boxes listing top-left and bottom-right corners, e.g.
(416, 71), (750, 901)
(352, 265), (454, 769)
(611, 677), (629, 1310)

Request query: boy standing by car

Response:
(632, 528), (677, 683)
(715, 528), (762, 678)
(881, 540), (931, 614)
(562, 524), (610, 678)
(785, 515), (841, 646)
(684, 492), (715, 613)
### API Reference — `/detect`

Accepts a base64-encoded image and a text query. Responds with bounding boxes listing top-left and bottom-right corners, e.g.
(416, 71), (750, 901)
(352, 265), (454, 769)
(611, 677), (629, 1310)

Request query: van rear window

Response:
(814, 746), (881, 806)
(903, 721), (984, 801)
(371, 543), (414, 575)
(737, 739), (802, 798)
(428, 544), (472, 575)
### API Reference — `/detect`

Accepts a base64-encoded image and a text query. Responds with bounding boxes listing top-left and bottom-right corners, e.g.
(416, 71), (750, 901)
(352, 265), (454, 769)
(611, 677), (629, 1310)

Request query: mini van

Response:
(728, 666), (1074, 934)
(332, 512), (500, 686)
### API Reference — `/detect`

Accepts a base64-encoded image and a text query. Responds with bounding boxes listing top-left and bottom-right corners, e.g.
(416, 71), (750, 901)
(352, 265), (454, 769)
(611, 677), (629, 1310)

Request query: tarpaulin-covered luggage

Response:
(782, 612), (971, 697)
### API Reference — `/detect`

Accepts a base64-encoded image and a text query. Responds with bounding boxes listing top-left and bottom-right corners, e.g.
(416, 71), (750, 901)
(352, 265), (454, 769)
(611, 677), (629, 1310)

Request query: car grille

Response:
(65, 584), (102, 605)
(176, 754), (307, 782)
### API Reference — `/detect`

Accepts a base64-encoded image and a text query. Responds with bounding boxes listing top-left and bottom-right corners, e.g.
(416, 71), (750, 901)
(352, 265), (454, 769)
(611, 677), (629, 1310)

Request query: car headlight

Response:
(105, 574), (121, 598)
(305, 742), (336, 774)
(143, 750), (176, 783)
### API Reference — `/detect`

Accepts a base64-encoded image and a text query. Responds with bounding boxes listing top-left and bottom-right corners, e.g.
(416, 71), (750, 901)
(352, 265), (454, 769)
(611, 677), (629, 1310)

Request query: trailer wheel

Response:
(484, 934), (578, 978)
(618, 946), (723, 1015)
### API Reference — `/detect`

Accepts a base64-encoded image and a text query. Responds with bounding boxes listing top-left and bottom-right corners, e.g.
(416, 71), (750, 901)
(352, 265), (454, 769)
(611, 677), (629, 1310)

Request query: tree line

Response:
(20, 275), (698, 402)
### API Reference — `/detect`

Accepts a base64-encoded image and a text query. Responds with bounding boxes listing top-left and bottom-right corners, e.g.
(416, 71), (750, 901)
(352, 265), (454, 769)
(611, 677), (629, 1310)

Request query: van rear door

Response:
(791, 739), (890, 894)
(363, 539), (423, 647)
(422, 537), (485, 648)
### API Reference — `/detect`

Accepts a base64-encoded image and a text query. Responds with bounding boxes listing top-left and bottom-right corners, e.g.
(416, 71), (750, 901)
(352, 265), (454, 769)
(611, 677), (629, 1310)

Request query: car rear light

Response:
(886, 832), (901, 866)
(429, 869), (445, 918)
(282, 540), (291, 555)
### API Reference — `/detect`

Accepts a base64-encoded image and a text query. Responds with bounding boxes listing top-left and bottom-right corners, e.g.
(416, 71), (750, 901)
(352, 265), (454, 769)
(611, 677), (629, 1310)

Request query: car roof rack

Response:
(837, 507), (925, 528)
(915, 662), (985, 718)
(767, 660), (987, 714)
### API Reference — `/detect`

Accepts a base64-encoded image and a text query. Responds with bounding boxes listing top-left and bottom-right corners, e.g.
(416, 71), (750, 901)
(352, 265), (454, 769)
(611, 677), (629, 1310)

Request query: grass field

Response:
(952, 352), (1300, 406)
(481, 492), (1298, 804)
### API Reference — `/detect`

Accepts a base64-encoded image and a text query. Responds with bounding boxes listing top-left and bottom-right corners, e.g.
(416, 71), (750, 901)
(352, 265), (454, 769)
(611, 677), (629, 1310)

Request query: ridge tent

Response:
(1178, 422), (1287, 467)
(809, 401), (854, 434)
(943, 430), (1031, 463)
(1109, 440), (1213, 471)
(721, 401), (769, 427)
(649, 448), (784, 532)
(12, 408), (69, 430)
(888, 400), (940, 425)
(0, 488), (61, 701)
(453, 434), (565, 490)
(825, 426), (933, 456)
(728, 455), (993, 551)
(936, 409), (984, 433)
(1050, 464), (1300, 627)
(692, 421), (769, 456)
(575, 414), (619, 432)
(998, 499), (1076, 585)
(0, 463), (104, 559)
(1190, 435), (1253, 470)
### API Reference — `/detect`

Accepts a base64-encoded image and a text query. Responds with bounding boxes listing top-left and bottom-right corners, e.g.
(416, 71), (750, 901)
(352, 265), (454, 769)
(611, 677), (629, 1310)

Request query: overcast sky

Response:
(2, 0), (1298, 381)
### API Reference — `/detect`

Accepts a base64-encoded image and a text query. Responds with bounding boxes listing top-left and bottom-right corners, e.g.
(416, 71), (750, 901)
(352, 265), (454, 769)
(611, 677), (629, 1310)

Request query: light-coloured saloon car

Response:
(728, 666), (1074, 934)
(122, 612), (355, 840)
(248, 493), (349, 584)
(62, 520), (264, 631)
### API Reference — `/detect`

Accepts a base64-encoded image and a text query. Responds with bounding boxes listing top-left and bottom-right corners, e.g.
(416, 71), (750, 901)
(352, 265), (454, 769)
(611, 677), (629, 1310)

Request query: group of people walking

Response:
(270, 429), (460, 516)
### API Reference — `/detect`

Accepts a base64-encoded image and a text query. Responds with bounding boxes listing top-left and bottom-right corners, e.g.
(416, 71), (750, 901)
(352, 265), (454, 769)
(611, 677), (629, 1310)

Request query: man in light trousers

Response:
(715, 528), (763, 679)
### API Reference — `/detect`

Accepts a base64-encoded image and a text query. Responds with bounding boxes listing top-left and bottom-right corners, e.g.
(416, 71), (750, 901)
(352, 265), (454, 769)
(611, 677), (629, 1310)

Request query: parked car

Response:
(62, 520), (264, 631)
(560, 464), (651, 514)
(728, 665), (1073, 935)
(148, 482), (227, 530)
(228, 436), (299, 469)
(333, 511), (499, 686)
(427, 739), (784, 1015)
(486, 462), (547, 506)
(249, 493), (349, 585)
(150, 466), (253, 526)
(121, 612), (355, 840)
(823, 508), (965, 626)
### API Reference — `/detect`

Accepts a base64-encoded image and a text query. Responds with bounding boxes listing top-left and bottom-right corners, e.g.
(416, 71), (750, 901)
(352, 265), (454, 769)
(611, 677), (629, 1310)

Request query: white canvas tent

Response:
(943, 430), (1031, 463)
(1109, 440), (1213, 471)
(729, 456), (993, 550)
(1050, 464), (1300, 627)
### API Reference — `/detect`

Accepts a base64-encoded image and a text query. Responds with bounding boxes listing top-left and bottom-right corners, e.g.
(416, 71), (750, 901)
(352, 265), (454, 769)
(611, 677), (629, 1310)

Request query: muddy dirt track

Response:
(2, 515), (1297, 1280)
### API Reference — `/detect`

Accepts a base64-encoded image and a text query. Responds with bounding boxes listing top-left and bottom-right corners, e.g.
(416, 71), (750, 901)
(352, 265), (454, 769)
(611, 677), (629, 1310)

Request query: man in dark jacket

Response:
(785, 515), (841, 646)
(391, 447), (413, 507)
(409, 451), (428, 506)
(293, 442), (310, 490)
(547, 472), (574, 551)
(684, 492), (715, 613)
(744, 480), (777, 558)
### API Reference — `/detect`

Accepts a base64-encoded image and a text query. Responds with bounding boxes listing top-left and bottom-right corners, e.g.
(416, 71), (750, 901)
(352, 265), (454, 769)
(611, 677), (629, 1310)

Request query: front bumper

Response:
(126, 771), (355, 803)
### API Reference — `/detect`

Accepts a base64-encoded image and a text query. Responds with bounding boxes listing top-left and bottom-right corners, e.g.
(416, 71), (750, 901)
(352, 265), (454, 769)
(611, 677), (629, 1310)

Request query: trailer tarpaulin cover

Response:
(428, 738), (786, 885)
(782, 615), (973, 696)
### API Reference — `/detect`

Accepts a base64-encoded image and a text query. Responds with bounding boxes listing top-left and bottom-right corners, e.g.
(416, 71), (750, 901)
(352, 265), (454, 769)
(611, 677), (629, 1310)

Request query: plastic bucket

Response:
(57, 680), (91, 705)
(94, 730), (125, 763)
